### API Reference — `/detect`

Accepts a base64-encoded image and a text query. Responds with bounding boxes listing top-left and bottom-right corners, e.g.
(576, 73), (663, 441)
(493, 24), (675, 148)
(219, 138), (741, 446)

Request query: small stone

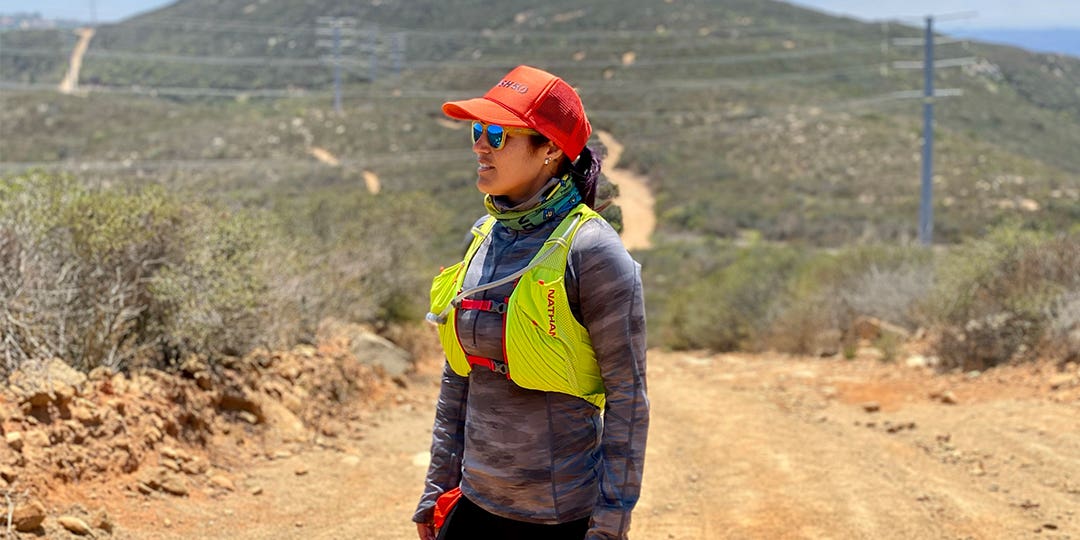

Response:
(1049, 374), (1074, 390)
(970, 462), (986, 476)
(5, 432), (23, 451)
(1, 466), (18, 484)
(164, 518), (173, 528)
(861, 401), (881, 413)
(250, 486), (264, 496)
(1043, 523), (1058, 530)
(180, 458), (207, 475)
(930, 390), (959, 405)
(12, 500), (46, 532)
(71, 405), (98, 425)
(294, 466), (309, 476)
(209, 474), (236, 491)
(905, 354), (930, 368)
(91, 508), (114, 532)
(58, 516), (93, 535)
(159, 475), (189, 496)
(26, 430), (50, 448)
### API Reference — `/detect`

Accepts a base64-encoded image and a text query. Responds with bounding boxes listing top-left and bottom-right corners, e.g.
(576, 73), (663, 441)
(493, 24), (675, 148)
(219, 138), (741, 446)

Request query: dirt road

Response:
(86, 352), (1078, 539)
(59, 28), (95, 94)
(596, 130), (655, 251)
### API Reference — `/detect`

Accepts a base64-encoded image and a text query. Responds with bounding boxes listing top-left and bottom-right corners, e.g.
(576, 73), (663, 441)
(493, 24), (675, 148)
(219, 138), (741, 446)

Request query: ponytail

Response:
(568, 145), (602, 210)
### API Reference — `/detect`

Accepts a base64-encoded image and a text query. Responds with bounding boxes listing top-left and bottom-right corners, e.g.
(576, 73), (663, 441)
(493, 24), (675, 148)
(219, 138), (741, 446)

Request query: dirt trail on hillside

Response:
(596, 131), (655, 251)
(76, 352), (1079, 540)
(59, 28), (95, 94)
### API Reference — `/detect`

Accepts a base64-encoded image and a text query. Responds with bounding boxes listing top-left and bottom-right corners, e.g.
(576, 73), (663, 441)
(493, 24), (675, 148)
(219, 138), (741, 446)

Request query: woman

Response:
(413, 65), (649, 540)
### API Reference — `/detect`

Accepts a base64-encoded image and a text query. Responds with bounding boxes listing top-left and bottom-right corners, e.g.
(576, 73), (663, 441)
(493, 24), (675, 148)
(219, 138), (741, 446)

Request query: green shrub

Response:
(660, 241), (804, 351)
(921, 225), (1080, 370)
(760, 245), (931, 355)
(150, 206), (274, 359)
(0, 171), (277, 373)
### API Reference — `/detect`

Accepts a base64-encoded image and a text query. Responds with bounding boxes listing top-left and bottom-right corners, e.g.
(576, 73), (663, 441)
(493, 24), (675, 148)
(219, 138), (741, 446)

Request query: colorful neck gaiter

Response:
(484, 175), (582, 232)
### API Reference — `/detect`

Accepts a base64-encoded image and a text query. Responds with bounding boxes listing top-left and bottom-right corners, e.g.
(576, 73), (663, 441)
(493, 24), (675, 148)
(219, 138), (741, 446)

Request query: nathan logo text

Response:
(546, 288), (557, 337)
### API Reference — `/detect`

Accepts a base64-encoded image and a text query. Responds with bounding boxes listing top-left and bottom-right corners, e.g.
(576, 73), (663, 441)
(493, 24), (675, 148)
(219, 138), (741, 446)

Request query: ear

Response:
(543, 143), (564, 163)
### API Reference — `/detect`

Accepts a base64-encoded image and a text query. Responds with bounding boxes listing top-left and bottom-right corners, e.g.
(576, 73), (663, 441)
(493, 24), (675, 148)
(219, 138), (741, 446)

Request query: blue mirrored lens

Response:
(486, 124), (505, 149)
(471, 121), (484, 144)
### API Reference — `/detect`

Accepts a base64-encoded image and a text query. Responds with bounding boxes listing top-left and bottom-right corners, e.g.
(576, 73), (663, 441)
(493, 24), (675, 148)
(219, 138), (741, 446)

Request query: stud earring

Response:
(544, 158), (551, 165)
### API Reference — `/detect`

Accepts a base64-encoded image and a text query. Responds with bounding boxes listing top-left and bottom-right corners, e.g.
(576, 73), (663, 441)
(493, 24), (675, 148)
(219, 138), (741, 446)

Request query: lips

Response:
(477, 161), (494, 173)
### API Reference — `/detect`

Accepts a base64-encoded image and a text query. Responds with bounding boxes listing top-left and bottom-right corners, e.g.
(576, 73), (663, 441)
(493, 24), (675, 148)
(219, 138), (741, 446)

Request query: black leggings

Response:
(437, 495), (590, 540)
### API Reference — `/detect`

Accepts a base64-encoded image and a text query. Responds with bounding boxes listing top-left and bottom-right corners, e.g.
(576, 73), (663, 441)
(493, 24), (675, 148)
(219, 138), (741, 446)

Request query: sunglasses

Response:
(471, 121), (540, 150)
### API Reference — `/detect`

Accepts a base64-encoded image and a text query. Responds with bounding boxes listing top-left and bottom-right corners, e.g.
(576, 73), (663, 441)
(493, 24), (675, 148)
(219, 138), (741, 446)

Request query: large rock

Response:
(256, 396), (308, 443)
(852, 316), (910, 343)
(318, 320), (412, 377)
(8, 358), (87, 406)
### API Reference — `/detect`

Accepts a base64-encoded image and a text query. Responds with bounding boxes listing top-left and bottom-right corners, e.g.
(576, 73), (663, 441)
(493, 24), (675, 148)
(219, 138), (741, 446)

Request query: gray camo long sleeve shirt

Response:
(413, 193), (649, 539)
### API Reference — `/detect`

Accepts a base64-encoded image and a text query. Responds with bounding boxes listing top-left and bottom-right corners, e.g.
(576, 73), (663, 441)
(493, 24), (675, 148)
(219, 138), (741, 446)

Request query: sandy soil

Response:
(58, 350), (1078, 540)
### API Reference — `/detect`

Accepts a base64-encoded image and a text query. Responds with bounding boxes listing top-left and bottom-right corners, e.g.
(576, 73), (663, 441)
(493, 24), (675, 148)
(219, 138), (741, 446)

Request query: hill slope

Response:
(2, 0), (1077, 245)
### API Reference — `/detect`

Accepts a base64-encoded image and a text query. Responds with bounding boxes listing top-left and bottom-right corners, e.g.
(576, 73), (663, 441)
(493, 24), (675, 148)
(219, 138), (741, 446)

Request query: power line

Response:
(0, 59), (892, 101)
(405, 43), (885, 70)
(0, 150), (472, 174)
(104, 14), (910, 39)
(0, 47), (366, 68)
(0, 80), (332, 98)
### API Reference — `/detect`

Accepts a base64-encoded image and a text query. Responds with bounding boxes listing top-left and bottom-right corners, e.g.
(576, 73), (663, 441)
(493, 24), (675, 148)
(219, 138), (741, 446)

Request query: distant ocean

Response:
(946, 28), (1080, 58)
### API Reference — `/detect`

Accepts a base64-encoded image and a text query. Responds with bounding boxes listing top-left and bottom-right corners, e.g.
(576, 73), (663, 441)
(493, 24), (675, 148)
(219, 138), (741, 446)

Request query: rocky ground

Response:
(2, 328), (1078, 539)
(0, 320), (422, 538)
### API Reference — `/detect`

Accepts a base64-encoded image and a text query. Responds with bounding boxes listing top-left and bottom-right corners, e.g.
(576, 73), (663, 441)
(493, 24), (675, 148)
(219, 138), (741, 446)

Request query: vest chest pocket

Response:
(505, 275), (580, 394)
(430, 261), (464, 313)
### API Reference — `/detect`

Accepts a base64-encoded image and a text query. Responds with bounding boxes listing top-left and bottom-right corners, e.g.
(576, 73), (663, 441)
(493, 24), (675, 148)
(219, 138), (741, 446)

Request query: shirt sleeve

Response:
(412, 362), (469, 524)
(568, 219), (650, 540)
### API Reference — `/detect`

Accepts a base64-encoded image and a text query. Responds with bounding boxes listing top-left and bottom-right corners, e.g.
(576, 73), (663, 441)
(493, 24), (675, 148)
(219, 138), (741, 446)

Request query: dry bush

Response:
(839, 263), (934, 330)
(1042, 291), (1080, 364)
(763, 248), (931, 356)
(924, 226), (1080, 371)
(0, 171), (279, 375)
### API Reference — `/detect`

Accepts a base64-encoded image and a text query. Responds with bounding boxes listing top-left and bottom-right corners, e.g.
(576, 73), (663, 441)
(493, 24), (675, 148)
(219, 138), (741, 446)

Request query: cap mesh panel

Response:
(534, 82), (581, 140)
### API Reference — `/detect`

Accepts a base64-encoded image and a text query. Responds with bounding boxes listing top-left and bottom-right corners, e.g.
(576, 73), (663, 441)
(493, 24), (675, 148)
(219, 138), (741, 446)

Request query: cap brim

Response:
(442, 97), (529, 127)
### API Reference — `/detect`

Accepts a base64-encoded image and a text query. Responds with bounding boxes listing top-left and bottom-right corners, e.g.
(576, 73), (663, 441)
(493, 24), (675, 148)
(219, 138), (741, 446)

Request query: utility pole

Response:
(891, 13), (976, 246)
(368, 27), (379, 82)
(392, 32), (406, 75)
(920, 16), (935, 246)
(316, 16), (359, 115)
(333, 24), (342, 113)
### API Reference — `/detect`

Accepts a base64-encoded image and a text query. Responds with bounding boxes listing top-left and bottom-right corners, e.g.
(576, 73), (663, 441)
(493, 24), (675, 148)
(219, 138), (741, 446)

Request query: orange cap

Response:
(442, 65), (592, 161)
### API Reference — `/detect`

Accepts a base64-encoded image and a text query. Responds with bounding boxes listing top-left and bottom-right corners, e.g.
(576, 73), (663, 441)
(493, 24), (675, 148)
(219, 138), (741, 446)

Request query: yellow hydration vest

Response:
(429, 204), (606, 409)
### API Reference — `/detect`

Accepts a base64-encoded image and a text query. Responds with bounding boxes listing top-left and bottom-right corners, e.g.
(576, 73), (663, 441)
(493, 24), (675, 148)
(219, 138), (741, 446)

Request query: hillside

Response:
(2, 0), (1078, 245)
(1, 0), (1078, 361)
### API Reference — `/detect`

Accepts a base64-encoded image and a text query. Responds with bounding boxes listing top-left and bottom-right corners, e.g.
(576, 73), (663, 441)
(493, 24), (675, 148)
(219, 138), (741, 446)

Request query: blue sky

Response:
(2, 0), (1078, 31)
(788, 0), (1080, 29)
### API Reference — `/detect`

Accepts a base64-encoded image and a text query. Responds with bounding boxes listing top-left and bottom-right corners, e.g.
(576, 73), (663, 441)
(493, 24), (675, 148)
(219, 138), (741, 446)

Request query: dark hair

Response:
(530, 135), (603, 210)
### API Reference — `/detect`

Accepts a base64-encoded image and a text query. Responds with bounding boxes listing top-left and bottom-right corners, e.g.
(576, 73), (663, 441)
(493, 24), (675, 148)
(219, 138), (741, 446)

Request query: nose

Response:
(473, 131), (491, 153)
